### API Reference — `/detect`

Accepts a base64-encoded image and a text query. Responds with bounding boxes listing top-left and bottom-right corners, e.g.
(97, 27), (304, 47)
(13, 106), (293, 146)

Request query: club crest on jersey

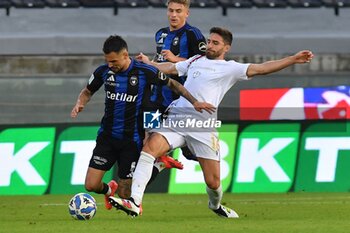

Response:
(173, 37), (179, 46)
(157, 33), (168, 44)
(130, 76), (138, 86)
(193, 71), (201, 78)
(198, 42), (206, 52)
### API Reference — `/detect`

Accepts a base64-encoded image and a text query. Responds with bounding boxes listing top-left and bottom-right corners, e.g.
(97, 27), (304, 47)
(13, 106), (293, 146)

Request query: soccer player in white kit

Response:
(109, 27), (314, 218)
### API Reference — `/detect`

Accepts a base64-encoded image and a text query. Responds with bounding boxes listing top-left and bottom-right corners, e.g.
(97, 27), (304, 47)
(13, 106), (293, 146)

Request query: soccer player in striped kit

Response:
(146, 0), (207, 167)
(71, 35), (214, 211)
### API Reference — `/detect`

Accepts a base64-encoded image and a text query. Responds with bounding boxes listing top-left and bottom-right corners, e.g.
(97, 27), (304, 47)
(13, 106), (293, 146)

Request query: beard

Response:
(205, 50), (221, 60)
(111, 66), (121, 73)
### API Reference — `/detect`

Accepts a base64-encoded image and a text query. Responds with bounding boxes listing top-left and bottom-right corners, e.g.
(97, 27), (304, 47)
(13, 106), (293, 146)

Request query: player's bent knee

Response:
(205, 178), (221, 190)
(143, 133), (169, 156)
(84, 183), (96, 192)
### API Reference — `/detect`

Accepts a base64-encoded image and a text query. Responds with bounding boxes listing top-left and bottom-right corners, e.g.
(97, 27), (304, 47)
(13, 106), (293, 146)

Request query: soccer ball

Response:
(68, 193), (97, 220)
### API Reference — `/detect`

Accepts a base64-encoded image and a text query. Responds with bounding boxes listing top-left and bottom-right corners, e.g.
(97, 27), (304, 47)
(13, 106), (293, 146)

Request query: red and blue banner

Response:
(240, 86), (350, 120)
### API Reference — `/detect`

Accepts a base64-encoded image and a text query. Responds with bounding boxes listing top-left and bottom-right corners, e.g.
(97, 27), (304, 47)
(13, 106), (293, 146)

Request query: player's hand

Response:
(135, 53), (151, 64)
(293, 50), (314, 64)
(193, 102), (216, 114)
(161, 50), (178, 62)
(71, 104), (84, 118)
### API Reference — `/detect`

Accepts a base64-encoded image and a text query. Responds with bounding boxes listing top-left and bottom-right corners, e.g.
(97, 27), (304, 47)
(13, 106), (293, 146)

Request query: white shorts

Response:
(153, 127), (220, 161)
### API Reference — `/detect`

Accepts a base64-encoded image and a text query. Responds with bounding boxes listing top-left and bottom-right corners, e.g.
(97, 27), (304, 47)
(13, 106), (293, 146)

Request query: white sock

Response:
(131, 151), (155, 205)
(206, 185), (223, 210)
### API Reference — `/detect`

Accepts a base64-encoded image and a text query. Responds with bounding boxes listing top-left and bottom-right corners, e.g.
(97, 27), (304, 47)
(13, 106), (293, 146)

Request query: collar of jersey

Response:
(117, 58), (134, 75)
(168, 22), (188, 34)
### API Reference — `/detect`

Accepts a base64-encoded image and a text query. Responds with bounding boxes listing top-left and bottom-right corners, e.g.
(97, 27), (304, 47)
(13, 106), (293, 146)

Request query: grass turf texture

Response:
(0, 193), (349, 233)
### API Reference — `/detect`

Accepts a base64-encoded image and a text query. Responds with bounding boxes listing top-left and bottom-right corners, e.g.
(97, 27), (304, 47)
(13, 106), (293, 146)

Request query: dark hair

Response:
(103, 35), (128, 54)
(209, 27), (233, 46)
(167, 0), (190, 8)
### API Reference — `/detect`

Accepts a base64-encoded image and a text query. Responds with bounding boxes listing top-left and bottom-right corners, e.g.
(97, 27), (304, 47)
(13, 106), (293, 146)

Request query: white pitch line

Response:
(41, 202), (104, 206)
(236, 201), (350, 205)
(40, 199), (350, 207)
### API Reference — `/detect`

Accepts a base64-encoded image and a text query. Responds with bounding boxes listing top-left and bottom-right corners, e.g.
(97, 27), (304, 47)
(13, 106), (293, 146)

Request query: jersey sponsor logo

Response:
(157, 33), (168, 44)
(172, 37), (179, 46)
(92, 155), (108, 166)
(129, 76), (138, 86)
(198, 42), (206, 52)
(106, 75), (117, 86)
(106, 91), (138, 102)
(107, 75), (115, 82)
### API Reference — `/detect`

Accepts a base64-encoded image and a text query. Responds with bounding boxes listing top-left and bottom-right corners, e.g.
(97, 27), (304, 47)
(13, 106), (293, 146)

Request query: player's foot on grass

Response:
(109, 196), (140, 217)
(212, 204), (239, 218)
(156, 155), (184, 170)
(104, 180), (118, 210)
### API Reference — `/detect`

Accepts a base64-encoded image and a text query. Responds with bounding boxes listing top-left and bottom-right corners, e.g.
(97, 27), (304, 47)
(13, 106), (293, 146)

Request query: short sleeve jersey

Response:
(87, 58), (169, 148)
(174, 55), (250, 118)
(150, 22), (207, 109)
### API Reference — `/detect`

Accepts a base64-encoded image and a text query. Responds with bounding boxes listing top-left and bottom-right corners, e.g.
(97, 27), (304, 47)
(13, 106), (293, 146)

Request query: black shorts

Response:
(89, 132), (140, 179)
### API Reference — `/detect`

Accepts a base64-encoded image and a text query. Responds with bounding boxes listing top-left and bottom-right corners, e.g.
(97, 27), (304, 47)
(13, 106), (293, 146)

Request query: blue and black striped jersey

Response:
(87, 58), (169, 148)
(151, 22), (206, 109)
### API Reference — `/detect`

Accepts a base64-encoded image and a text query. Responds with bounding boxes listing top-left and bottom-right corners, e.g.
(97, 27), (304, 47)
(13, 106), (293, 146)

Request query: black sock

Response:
(96, 182), (109, 194)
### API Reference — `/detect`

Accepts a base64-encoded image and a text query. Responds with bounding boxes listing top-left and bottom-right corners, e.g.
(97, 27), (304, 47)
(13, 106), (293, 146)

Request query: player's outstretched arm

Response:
(136, 52), (178, 75)
(246, 50), (314, 77)
(71, 87), (92, 118)
(161, 50), (187, 63)
(167, 79), (216, 114)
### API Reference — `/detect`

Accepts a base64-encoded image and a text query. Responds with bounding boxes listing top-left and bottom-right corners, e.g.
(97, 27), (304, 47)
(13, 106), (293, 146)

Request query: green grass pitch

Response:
(0, 193), (349, 233)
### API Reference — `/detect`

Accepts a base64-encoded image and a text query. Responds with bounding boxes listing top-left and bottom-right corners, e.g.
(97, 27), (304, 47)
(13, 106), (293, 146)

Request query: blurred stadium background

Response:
(1, 0), (349, 124)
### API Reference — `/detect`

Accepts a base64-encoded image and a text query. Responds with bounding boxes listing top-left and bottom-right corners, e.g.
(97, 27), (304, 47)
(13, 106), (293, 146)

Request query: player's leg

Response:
(114, 140), (140, 198)
(109, 130), (185, 216)
(84, 167), (106, 193)
(191, 139), (239, 218)
(84, 167), (118, 210)
(85, 133), (118, 210)
(197, 157), (221, 207)
(198, 157), (238, 218)
(147, 107), (184, 182)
